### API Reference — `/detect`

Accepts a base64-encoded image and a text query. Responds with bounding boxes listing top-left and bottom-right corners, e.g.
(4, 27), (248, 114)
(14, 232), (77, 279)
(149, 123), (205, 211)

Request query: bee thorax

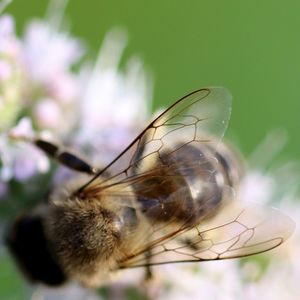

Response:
(46, 197), (123, 281)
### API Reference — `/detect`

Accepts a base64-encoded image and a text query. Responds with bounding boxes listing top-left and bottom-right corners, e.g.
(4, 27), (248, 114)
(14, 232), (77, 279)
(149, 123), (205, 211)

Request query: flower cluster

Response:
(0, 12), (151, 200)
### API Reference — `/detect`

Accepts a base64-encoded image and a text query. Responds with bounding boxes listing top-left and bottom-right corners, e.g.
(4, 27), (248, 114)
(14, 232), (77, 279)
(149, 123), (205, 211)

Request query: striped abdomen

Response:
(134, 142), (243, 225)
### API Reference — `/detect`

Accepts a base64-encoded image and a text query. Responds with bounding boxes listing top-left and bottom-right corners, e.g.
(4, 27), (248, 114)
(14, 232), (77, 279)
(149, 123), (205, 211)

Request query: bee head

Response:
(5, 209), (67, 286)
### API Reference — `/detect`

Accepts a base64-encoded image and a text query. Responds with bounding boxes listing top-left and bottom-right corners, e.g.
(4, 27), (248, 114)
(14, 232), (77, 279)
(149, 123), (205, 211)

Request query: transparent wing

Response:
(118, 200), (295, 269)
(77, 87), (232, 194)
(74, 86), (294, 268)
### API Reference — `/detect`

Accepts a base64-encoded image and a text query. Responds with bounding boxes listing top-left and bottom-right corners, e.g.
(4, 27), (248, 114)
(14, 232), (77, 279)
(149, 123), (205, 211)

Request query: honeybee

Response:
(6, 87), (294, 287)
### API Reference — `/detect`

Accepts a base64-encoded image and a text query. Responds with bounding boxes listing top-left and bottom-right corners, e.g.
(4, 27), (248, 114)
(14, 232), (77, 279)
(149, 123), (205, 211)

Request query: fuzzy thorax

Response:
(46, 176), (125, 286)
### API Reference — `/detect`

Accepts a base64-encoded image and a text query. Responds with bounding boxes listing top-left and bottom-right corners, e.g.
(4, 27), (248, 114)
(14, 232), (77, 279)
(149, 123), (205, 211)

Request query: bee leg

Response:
(145, 265), (153, 280)
(142, 263), (162, 299)
(33, 139), (98, 175)
(144, 250), (153, 281)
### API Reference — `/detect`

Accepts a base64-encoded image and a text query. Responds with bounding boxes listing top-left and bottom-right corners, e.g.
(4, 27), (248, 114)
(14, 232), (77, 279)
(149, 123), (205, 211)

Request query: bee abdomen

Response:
(135, 142), (242, 225)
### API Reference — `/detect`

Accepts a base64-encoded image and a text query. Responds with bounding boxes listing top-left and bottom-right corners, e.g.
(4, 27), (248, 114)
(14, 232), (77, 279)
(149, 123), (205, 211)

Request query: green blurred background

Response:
(2, 0), (300, 298)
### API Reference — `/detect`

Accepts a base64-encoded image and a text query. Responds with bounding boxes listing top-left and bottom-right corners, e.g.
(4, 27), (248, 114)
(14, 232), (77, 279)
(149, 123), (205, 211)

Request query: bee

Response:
(5, 87), (295, 287)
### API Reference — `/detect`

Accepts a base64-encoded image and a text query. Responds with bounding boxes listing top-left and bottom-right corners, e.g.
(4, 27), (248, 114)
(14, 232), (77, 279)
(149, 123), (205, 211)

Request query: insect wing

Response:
(118, 200), (295, 268)
(79, 87), (232, 192)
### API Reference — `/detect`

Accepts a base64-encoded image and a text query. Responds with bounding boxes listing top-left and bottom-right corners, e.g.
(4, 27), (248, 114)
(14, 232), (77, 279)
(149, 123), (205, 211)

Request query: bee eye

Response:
(5, 214), (67, 286)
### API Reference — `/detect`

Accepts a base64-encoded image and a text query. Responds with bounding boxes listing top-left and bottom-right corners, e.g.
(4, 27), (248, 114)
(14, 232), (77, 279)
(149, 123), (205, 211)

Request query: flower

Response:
(0, 12), (152, 191)
(75, 29), (152, 166)
(0, 118), (50, 192)
(22, 20), (83, 84)
(0, 14), (23, 129)
(0, 7), (85, 187)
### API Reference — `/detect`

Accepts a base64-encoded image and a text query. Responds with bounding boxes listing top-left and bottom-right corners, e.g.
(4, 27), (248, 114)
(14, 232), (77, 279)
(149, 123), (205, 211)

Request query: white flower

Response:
(76, 29), (152, 165)
(0, 118), (50, 183)
(0, 14), (24, 129)
(31, 283), (101, 300)
(0, 14), (21, 58)
(34, 98), (63, 129)
(0, 59), (12, 80)
(19, 19), (83, 133)
(22, 20), (84, 84)
(239, 171), (275, 204)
